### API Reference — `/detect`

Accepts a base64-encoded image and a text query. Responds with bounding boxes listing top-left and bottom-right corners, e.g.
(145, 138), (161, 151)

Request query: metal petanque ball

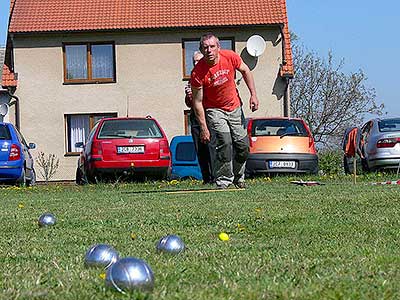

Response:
(84, 244), (119, 269)
(38, 213), (56, 227)
(105, 257), (154, 293)
(156, 234), (185, 254)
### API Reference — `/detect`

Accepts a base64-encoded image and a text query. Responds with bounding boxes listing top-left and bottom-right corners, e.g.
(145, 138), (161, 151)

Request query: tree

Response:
(290, 38), (384, 149)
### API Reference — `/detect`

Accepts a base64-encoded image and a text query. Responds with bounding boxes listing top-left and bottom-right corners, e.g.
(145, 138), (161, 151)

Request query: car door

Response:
(82, 122), (99, 169)
(15, 128), (34, 172)
(0, 124), (12, 163)
(360, 121), (373, 159)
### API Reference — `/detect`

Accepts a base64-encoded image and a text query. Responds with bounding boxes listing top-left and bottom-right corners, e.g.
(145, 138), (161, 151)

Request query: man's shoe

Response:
(215, 183), (229, 189)
(234, 181), (246, 189)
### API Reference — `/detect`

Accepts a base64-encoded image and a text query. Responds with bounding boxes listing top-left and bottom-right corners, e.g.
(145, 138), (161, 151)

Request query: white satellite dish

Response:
(246, 35), (266, 57)
(0, 103), (9, 116)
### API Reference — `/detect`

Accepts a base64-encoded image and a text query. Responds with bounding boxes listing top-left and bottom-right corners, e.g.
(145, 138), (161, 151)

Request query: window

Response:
(65, 113), (117, 154)
(251, 119), (308, 137)
(176, 142), (197, 162)
(378, 118), (400, 132)
(0, 124), (11, 140)
(98, 119), (163, 139)
(182, 37), (234, 78)
(63, 42), (116, 83)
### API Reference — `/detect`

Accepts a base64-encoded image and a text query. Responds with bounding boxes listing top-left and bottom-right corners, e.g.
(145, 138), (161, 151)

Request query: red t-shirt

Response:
(190, 49), (242, 111)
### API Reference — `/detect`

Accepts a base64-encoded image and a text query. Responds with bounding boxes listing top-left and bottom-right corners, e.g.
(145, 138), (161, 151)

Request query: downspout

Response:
(283, 77), (290, 117)
(7, 89), (19, 130)
(279, 24), (291, 117)
(278, 24), (287, 67)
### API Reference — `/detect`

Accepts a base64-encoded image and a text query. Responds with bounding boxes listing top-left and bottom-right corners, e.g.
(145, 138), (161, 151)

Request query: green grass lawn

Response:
(1, 175), (400, 299)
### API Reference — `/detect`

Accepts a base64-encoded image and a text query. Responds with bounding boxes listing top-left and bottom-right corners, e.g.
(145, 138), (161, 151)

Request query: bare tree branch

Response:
(290, 36), (384, 149)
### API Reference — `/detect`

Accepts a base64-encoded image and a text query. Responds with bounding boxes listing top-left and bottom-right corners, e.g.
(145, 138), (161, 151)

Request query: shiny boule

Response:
(38, 213), (56, 227)
(106, 257), (154, 293)
(84, 244), (119, 269)
(156, 234), (185, 254)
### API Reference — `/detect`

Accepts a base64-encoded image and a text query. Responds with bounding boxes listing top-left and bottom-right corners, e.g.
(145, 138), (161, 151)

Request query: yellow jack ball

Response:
(218, 232), (229, 241)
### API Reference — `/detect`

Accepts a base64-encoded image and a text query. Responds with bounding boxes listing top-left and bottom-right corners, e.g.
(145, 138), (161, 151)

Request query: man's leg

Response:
(206, 109), (234, 188)
(196, 142), (213, 183)
(228, 107), (249, 185)
(191, 114), (213, 184)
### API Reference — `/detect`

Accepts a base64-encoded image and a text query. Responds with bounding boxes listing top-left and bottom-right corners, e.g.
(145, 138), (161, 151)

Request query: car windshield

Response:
(98, 119), (163, 139)
(252, 119), (308, 137)
(378, 118), (400, 132)
(0, 125), (11, 140)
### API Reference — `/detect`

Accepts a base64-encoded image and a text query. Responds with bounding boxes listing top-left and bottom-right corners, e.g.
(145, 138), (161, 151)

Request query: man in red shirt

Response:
(191, 33), (259, 189)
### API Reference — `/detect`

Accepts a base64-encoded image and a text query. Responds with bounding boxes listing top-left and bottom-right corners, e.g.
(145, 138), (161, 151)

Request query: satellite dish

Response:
(246, 35), (266, 57)
(0, 103), (9, 116)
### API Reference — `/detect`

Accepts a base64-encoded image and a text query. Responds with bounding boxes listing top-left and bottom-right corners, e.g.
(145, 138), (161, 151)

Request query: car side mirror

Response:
(28, 142), (36, 149)
(75, 142), (84, 148)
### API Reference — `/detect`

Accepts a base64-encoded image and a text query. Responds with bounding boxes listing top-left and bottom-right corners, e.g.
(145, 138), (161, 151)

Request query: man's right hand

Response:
(200, 127), (210, 144)
(184, 85), (193, 108)
(185, 85), (192, 96)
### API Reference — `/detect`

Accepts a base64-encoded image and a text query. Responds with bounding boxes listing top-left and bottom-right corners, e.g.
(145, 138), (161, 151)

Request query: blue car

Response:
(0, 122), (36, 186)
(169, 135), (202, 180)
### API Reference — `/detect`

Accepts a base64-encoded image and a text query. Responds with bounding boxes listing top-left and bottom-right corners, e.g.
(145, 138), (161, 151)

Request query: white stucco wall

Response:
(10, 27), (287, 180)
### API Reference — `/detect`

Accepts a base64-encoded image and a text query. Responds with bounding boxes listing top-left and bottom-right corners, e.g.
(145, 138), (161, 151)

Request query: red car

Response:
(75, 116), (171, 184)
(245, 117), (318, 176)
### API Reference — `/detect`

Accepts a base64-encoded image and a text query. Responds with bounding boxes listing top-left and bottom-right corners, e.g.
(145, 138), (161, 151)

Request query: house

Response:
(1, 0), (293, 181)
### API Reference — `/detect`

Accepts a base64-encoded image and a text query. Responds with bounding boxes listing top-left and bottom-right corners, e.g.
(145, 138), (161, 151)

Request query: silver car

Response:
(360, 117), (400, 171)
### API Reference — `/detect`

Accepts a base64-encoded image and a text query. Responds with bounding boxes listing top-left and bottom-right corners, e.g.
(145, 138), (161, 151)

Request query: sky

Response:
(286, 0), (400, 117)
(0, 0), (399, 117)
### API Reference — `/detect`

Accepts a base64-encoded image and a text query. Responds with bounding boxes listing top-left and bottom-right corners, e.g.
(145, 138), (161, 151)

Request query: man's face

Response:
(200, 37), (220, 64)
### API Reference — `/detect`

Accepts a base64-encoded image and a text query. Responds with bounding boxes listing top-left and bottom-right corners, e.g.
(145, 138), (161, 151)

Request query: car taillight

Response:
(309, 137), (314, 147)
(377, 138), (400, 148)
(8, 144), (21, 161)
(309, 137), (317, 153)
(247, 120), (253, 147)
(91, 141), (103, 155)
(159, 140), (170, 160)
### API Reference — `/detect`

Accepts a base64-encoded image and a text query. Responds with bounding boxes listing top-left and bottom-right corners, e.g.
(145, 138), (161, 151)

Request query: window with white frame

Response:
(65, 113), (117, 154)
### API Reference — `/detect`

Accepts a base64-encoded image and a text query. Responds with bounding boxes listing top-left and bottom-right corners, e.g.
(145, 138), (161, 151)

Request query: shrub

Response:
(318, 150), (343, 175)
(35, 152), (60, 183)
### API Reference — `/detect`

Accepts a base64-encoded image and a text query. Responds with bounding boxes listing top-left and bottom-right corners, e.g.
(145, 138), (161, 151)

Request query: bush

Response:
(35, 152), (60, 183)
(318, 150), (343, 175)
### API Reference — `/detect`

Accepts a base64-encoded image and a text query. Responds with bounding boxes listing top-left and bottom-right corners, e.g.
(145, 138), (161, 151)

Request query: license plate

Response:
(268, 161), (296, 169)
(117, 146), (144, 154)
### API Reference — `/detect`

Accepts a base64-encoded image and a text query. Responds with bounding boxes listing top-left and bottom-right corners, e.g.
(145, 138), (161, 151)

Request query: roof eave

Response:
(8, 23), (285, 35)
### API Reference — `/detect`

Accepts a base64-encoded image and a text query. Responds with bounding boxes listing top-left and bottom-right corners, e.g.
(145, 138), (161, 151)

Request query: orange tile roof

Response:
(279, 0), (293, 77)
(8, 0), (293, 76)
(2, 64), (18, 88)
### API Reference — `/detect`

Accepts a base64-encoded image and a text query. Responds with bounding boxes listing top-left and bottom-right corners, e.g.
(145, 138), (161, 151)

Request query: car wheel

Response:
(75, 168), (84, 185)
(17, 168), (27, 187)
(86, 173), (97, 184)
(244, 168), (253, 179)
(26, 169), (36, 186)
(311, 166), (319, 175)
(165, 167), (172, 181)
(159, 169), (169, 180)
(361, 158), (370, 172)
